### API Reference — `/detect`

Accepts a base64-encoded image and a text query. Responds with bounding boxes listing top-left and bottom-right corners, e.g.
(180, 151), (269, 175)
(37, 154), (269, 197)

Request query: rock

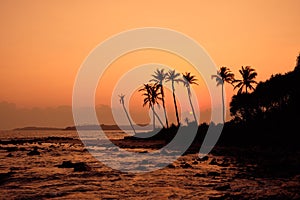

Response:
(6, 153), (13, 157)
(209, 158), (218, 165)
(10, 167), (21, 171)
(218, 158), (230, 167)
(0, 172), (14, 183)
(194, 173), (206, 177)
(56, 161), (91, 171)
(209, 194), (229, 200)
(27, 147), (40, 156)
(73, 162), (91, 172)
(56, 161), (74, 168)
(181, 162), (192, 169)
(139, 150), (148, 153)
(167, 164), (175, 168)
(192, 161), (198, 165)
(19, 147), (26, 151)
(6, 147), (18, 152)
(207, 171), (220, 177)
(214, 184), (231, 191)
(197, 156), (209, 162)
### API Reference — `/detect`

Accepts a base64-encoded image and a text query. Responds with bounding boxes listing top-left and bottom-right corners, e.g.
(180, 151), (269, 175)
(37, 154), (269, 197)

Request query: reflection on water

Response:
(0, 130), (299, 199)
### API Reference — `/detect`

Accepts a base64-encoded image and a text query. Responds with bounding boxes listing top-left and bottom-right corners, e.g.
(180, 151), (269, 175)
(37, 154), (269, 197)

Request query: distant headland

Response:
(13, 124), (150, 131)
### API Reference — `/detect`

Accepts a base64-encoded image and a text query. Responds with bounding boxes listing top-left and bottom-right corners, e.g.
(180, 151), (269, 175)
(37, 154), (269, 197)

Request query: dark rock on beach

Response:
(56, 161), (74, 168)
(0, 172), (14, 184)
(27, 147), (40, 156)
(209, 158), (218, 165)
(73, 162), (91, 172)
(207, 171), (220, 177)
(194, 173), (206, 177)
(181, 162), (193, 169)
(214, 184), (231, 191)
(56, 161), (91, 172)
(197, 155), (209, 162)
(6, 153), (13, 157)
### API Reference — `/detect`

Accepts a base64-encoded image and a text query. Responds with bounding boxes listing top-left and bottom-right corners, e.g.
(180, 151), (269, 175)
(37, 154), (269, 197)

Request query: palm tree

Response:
(139, 83), (164, 130)
(150, 68), (169, 128)
(182, 72), (198, 125)
(234, 66), (258, 94)
(211, 67), (235, 123)
(166, 70), (181, 126)
(119, 94), (136, 134)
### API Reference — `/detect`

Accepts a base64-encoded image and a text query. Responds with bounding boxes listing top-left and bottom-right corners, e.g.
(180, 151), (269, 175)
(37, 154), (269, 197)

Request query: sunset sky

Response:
(0, 0), (299, 129)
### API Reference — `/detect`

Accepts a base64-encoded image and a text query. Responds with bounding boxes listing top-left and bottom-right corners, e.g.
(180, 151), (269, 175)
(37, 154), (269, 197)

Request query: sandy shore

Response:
(1, 135), (300, 199)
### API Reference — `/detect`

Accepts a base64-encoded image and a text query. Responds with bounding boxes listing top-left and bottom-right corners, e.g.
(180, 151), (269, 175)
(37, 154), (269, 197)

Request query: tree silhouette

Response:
(166, 70), (181, 126)
(182, 72), (198, 125)
(119, 94), (136, 134)
(295, 53), (300, 71)
(234, 66), (258, 94)
(211, 67), (235, 123)
(139, 83), (164, 130)
(150, 68), (169, 128)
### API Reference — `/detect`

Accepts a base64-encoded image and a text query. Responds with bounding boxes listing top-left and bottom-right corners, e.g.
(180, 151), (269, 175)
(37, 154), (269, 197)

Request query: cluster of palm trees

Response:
(119, 65), (258, 132)
(211, 66), (258, 123)
(138, 69), (199, 130)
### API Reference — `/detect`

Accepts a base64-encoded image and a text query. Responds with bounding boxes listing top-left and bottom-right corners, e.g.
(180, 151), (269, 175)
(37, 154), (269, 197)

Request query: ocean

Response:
(0, 130), (299, 199)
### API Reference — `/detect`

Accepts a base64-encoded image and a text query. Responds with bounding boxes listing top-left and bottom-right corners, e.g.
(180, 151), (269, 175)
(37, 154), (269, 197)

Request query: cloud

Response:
(0, 101), (213, 130)
(0, 101), (74, 130)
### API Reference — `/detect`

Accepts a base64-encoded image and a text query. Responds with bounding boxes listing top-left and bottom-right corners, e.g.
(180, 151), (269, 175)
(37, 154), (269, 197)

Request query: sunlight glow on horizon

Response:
(0, 1), (299, 128)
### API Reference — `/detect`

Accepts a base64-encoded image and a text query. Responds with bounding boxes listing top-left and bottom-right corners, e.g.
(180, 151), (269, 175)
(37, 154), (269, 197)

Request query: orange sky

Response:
(0, 1), (299, 128)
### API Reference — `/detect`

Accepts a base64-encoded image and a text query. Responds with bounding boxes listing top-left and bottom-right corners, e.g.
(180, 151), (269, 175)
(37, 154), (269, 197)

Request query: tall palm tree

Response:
(211, 67), (235, 123)
(182, 72), (198, 125)
(234, 66), (258, 94)
(139, 83), (164, 130)
(150, 68), (169, 128)
(119, 94), (136, 134)
(166, 70), (181, 126)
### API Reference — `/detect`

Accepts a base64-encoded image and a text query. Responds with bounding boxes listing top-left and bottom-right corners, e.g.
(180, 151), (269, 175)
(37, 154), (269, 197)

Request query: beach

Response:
(1, 130), (299, 200)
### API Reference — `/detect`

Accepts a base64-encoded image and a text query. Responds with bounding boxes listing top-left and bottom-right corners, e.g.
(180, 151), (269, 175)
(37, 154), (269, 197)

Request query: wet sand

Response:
(0, 131), (299, 199)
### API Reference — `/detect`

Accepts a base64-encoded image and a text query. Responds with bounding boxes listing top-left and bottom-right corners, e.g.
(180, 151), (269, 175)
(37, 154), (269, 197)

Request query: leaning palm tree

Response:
(150, 68), (169, 128)
(119, 94), (136, 134)
(182, 72), (198, 125)
(166, 70), (181, 126)
(139, 83), (164, 130)
(234, 66), (258, 94)
(211, 67), (235, 123)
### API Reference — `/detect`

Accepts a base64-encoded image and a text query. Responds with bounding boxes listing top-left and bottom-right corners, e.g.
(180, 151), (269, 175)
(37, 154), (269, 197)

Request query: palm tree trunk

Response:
(151, 106), (164, 128)
(160, 86), (169, 128)
(172, 82), (180, 126)
(122, 103), (136, 134)
(187, 87), (197, 125)
(222, 83), (225, 123)
(152, 106), (155, 130)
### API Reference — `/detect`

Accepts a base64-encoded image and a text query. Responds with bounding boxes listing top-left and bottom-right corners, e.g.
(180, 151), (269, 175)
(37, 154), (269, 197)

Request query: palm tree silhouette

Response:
(211, 67), (235, 123)
(150, 68), (169, 128)
(166, 70), (181, 126)
(119, 94), (136, 134)
(139, 83), (164, 130)
(182, 72), (198, 125)
(234, 66), (258, 94)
